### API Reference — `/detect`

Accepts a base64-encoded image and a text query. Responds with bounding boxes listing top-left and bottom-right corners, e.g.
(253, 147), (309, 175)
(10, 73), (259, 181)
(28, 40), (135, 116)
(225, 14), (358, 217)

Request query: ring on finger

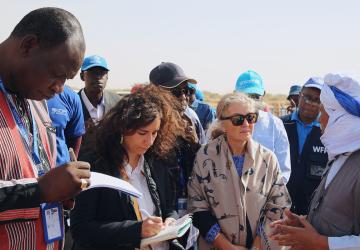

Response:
(80, 178), (88, 190)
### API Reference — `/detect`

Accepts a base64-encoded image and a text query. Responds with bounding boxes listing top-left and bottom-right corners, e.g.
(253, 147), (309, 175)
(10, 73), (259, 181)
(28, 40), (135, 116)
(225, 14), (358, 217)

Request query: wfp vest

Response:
(281, 114), (328, 215)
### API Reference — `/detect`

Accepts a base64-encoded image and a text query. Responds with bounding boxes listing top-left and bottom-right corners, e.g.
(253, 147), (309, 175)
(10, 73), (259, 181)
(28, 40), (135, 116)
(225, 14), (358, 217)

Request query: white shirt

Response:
(80, 89), (105, 124)
(124, 156), (168, 250)
(253, 110), (291, 183)
(124, 156), (156, 219)
(323, 153), (360, 250)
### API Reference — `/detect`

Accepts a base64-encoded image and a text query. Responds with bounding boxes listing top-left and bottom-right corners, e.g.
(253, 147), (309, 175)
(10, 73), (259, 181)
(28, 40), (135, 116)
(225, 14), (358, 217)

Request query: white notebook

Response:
(84, 172), (143, 198)
(140, 214), (192, 247)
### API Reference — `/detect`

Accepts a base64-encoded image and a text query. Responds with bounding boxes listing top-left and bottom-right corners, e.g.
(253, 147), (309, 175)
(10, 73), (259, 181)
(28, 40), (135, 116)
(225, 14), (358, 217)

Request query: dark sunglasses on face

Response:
(220, 112), (259, 126)
(247, 93), (261, 100)
(171, 86), (190, 98)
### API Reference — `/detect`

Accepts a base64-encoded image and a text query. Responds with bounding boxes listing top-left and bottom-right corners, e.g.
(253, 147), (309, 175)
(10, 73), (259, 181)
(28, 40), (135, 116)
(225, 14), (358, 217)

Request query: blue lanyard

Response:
(0, 79), (44, 175)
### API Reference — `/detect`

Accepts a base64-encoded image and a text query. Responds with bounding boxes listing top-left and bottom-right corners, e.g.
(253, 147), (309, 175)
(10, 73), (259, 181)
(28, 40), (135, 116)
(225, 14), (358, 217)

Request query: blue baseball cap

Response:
(288, 85), (302, 98)
(303, 77), (324, 90)
(188, 83), (204, 101)
(235, 70), (265, 96)
(81, 55), (109, 71)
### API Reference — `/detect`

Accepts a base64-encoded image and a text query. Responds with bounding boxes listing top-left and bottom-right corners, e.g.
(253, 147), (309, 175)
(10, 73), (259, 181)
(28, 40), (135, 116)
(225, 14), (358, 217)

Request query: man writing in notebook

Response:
(0, 7), (91, 250)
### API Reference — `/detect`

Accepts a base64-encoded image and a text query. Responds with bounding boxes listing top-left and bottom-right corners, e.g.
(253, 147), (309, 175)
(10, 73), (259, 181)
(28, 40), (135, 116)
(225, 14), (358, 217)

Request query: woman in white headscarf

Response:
(270, 73), (360, 250)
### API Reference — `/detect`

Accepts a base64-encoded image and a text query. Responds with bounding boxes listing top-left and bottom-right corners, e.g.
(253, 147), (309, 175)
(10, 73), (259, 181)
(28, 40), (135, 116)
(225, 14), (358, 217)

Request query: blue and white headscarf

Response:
(320, 73), (360, 160)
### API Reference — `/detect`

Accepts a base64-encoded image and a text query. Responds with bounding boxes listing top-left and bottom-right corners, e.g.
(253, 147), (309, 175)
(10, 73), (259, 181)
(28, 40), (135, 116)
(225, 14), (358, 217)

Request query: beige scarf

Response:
(188, 135), (291, 249)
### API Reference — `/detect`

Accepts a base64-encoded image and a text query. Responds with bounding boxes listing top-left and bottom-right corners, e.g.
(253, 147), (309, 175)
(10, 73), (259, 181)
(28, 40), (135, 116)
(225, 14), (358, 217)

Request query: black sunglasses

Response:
(171, 85), (191, 98)
(220, 112), (259, 126)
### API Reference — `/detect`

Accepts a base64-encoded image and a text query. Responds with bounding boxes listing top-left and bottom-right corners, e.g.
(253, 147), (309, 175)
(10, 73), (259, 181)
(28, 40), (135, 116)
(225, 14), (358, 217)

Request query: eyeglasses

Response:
(220, 113), (259, 126)
(301, 93), (321, 106)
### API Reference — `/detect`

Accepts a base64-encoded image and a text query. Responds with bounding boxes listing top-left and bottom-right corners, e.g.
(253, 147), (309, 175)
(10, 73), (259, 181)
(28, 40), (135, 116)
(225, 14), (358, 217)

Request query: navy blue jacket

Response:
(281, 114), (328, 215)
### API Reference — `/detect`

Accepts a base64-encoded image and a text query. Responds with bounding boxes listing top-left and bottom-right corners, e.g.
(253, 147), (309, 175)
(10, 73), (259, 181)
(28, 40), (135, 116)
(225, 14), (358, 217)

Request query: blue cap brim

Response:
(235, 86), (264, 96)
(81, 64), (110, 71)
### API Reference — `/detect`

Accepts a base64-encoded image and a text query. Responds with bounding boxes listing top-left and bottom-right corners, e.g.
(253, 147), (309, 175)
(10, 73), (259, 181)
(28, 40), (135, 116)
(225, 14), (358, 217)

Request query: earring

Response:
(120, 135), (123, 144)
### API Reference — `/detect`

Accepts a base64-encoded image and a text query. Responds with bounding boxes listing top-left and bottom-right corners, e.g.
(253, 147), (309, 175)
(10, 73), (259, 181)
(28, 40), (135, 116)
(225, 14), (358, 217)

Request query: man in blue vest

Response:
(281, 77), (328, 215)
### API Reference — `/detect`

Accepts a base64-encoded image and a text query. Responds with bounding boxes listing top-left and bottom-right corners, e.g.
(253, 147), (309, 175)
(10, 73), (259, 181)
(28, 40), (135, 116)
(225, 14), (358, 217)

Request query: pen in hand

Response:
(140, 209), (151, 218)
(140, 209), (167, 230)
(69, 148), (77, 161)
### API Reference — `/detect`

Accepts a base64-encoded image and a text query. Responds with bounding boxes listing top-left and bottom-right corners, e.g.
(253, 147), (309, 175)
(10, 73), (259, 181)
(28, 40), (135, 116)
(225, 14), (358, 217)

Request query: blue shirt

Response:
(291, 111), (320, 154)
(185, 106), (206, 144)
(190, 99), (216, 130)
(232, 155), (245, 176)
(253, 110), (291, 183)
(47, 86), (85, 166)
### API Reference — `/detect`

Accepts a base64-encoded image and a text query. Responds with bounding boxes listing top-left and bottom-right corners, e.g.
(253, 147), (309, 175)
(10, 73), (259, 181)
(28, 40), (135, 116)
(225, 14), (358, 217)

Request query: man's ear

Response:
(80, 72), (84, 81)
(19, 35), (40, 57)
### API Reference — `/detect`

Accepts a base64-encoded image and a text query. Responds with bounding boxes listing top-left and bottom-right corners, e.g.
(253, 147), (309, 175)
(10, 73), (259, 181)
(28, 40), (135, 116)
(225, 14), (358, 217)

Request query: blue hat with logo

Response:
(303, 77), (324, 90)
(235, 70), (265, 96)
(188, 83), (204, 101)
(81, 55), (109, 71)
(288, 85), (302, 98)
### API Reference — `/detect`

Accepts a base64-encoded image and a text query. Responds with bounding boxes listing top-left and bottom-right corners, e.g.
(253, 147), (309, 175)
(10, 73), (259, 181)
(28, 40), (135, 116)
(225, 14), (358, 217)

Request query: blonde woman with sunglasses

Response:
(188, 92), (291, 250)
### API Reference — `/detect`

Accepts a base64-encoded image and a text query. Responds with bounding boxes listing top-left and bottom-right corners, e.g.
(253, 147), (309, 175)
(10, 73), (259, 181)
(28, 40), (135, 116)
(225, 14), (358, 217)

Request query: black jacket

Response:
(281, 114), (328, 215)
(70, 151), (180, 250)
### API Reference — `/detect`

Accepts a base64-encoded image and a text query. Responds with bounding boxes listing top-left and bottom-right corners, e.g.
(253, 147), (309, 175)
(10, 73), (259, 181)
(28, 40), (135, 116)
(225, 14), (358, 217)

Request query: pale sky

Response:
(1, 0), (360, 94)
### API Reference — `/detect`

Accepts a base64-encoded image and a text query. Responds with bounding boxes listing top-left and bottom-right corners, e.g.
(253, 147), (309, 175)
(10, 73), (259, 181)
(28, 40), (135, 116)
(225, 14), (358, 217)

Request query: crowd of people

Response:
(1, 7), (360, 250)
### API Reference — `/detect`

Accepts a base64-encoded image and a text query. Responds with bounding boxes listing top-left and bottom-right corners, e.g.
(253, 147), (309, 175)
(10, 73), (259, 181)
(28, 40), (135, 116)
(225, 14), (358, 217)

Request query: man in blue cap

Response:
(235, 70), (291, 183)
(281, 77), (328, 215)
(188, 83), (216, 130)
(286, 85), (302, 114)
(78, 55), (120, 128)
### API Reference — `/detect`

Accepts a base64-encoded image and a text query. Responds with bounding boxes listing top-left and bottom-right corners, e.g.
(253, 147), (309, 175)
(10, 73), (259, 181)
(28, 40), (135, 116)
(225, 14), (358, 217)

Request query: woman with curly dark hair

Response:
(70, 84), (188, 250)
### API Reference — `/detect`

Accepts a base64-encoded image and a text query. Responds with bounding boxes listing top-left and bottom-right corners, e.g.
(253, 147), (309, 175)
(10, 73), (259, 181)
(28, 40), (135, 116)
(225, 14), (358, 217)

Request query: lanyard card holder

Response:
(40, 202), (64, 243)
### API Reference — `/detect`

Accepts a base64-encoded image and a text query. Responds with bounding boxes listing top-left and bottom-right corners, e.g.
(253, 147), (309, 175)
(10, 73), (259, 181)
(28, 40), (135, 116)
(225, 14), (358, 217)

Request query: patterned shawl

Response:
(188, 135), (291, 249)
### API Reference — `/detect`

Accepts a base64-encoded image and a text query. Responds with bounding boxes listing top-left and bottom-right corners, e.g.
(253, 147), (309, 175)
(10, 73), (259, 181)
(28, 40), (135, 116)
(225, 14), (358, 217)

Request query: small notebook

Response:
(85, 172), (143, 198)
(140, 214), (192, 247)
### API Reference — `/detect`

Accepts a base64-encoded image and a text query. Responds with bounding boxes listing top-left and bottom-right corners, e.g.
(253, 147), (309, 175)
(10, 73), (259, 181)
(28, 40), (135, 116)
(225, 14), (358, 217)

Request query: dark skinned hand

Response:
(38, 161), (91, 203)
(270, 209), (329, 250)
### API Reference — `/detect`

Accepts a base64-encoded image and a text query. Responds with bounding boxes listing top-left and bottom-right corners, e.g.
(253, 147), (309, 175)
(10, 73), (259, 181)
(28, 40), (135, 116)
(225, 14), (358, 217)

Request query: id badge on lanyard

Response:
(38, 171), (64, 243)
(38, 167), (63, 243)
(40, 202), (64, 243)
